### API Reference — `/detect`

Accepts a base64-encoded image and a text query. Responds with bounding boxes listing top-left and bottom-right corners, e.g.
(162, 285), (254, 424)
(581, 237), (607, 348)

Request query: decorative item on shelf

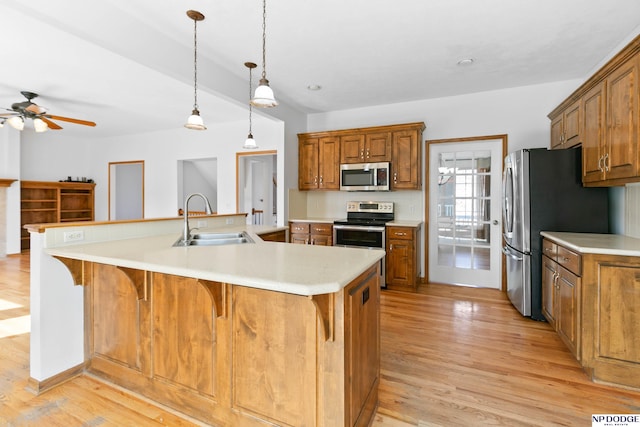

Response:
(243, 62), (258, 149)
(250, 0), (278, 108)
(61, 176), (94, 183)
(0, 91), (96, 132)
(184, 10), (207, 131)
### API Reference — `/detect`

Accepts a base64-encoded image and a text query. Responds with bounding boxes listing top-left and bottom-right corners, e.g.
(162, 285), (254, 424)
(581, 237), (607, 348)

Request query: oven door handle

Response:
(333, 224), (386, 232)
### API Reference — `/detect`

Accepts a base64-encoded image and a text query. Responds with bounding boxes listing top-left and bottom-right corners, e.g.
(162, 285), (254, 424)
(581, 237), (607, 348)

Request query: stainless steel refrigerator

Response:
(502, 148), (609, 320)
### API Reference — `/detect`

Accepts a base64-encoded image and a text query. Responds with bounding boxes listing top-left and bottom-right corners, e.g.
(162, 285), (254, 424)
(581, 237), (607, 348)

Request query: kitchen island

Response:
(28, 216), (384, 426)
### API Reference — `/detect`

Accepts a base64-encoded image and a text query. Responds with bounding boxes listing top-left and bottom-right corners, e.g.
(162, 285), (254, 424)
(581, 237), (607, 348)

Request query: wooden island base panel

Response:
(57, 259), (380, 427)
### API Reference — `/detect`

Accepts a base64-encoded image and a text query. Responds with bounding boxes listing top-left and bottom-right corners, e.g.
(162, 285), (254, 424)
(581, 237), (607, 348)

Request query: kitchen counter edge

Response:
(540, 231), (640, 256)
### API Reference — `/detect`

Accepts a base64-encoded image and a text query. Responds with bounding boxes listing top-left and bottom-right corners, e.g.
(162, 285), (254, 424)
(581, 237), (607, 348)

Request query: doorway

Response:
(177, 158), (217, 214)
(108, 161), (144, 220)
(427, 135), (506, 288)
(236, 151), (277, 226)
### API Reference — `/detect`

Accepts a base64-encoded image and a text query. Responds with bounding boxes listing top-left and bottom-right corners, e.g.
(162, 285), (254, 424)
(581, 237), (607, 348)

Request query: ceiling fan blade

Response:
(39, 117), (63, 130)
(0, 112), (20, 117)
(26, 104), (46, 114)
(43, 115), (96, 127)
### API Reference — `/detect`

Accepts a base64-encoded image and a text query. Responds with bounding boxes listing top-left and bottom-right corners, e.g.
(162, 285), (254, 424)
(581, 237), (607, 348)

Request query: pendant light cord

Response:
(248, 66), (253, 134)
(261, 0), (267, 80)
(193, 18), (199, 110)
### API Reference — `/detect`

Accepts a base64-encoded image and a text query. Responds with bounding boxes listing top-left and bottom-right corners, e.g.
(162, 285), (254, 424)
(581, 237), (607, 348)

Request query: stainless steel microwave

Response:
(340, 162), (390, 191)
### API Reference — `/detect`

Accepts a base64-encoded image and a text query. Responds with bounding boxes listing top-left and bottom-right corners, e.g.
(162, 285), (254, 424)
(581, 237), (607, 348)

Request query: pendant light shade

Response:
(250, 0), (278, 108)
(243, 62), (259, 149)
(243, 134), (258, 149)
(184, 10), (207, 130)
(185, 109), (206, 130)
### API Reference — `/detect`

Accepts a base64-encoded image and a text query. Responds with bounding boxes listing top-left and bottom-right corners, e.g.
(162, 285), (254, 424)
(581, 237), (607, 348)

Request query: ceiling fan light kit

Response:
(7, 116), (24, 131)
(1, 90), (96, 133)
(33, 118), (49, 133)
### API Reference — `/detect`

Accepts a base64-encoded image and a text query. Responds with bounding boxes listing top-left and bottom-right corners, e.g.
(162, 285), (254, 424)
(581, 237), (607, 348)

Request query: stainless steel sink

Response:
(173, 231), (254, 247)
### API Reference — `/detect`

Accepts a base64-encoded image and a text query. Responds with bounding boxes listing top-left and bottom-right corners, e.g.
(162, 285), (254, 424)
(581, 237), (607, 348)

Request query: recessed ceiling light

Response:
(307, 84), (322, 91)
(457, 58), (474, 66)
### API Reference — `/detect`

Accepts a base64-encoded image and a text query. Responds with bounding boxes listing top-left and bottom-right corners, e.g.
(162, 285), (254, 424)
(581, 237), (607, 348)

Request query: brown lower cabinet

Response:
(541, 239), (581, 359)
(74, 260), (380, 426)
(257, 228), (287, 242)
(542, 237), (640, 390)
(385, 225), (421, 291)
(289, 221), (333, 246)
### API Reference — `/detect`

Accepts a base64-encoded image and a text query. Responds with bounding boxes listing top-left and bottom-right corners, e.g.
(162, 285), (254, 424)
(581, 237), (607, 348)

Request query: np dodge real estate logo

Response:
(593, 414), (640, 427)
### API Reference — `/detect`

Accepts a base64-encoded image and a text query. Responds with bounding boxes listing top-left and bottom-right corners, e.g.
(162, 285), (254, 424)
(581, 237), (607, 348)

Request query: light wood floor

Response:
(1, 253), (639, 426)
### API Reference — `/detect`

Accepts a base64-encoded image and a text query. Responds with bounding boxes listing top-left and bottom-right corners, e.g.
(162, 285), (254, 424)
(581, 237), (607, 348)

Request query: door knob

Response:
(492, 220), (499, 225)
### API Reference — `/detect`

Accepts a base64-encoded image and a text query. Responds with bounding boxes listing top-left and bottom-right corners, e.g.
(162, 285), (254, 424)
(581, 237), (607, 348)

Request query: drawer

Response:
(542, 239), (558, 259)
(387, 226), (413, 240)
(557, 245), (581, 275)
(290, 222), (310, 234)
(310, 223), (332, 235)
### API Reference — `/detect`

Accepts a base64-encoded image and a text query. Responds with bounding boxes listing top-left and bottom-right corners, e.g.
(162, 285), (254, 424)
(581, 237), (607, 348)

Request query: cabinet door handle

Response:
(362, 286), (370, 305)
(360, 149), (365, 159)
(319, 176), (323, 184)
(389, 244), (393, 251)
(604, 153), (610, 172)
(393, 172), (398, 183)
(366, 150), (370, 159)
(598, 155), (604, 172)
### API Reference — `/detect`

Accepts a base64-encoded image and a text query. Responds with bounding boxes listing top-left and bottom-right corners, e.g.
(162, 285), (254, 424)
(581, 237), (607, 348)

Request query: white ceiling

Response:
(1, 1), (639, 138)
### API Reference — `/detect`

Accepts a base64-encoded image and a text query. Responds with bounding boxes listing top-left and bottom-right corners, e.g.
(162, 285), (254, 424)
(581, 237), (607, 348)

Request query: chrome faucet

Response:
(182, 193), (214, 244)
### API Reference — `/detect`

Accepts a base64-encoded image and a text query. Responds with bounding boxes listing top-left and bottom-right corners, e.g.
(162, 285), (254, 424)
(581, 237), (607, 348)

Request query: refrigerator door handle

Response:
(502, 246), (523, 261)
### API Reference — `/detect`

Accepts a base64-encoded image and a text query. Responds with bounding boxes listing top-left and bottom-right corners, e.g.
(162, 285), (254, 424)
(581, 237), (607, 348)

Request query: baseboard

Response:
(26, 363), (86, 395)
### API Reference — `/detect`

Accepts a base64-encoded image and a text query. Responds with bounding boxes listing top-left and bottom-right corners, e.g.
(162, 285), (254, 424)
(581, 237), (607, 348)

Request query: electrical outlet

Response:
(197, 220), (208, 228)
(225, 218), (234, 224)
(63, 230), (84, 243)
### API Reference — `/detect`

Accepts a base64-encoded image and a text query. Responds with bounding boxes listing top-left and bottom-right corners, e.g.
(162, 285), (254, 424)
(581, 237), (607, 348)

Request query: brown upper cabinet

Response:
(340, 131), (391, 164)
(549, 34), (640, 186)
(298, 135), (340, 190)
(298, 122), (425, 191)
(550, 100), (581, 150)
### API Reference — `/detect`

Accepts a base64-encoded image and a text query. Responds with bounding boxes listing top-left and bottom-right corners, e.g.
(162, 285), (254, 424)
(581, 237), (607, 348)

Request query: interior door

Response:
(428, 137), (505, 288)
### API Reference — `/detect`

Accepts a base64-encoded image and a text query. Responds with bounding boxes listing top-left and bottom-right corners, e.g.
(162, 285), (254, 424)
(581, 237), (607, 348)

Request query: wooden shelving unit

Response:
(20, 181), (95, 250)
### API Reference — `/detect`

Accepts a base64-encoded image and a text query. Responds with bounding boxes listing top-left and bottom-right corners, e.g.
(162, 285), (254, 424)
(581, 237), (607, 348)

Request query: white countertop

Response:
(540, 232), (640, 256)
(288, 217), (340, 223)
(45, 225), (385, 296)
(387, 220), (423, 227)
(289, 217), (423, 228)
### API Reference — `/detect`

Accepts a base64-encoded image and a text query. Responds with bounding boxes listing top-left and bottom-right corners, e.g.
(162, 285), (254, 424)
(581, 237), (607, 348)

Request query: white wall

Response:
(0, 128), (22, 254)
(18, 116), (286, 225)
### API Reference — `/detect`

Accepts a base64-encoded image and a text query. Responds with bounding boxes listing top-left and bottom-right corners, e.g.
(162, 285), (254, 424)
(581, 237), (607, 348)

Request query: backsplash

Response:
(289, 189), (423, 221)
(626, 183), (640, 239)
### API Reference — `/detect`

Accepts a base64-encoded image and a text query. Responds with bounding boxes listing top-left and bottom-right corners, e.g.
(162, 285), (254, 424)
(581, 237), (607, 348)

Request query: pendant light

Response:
(243, 62), (258, 149)
(184, 10), (207, 130)
(250, 0), (278, 108)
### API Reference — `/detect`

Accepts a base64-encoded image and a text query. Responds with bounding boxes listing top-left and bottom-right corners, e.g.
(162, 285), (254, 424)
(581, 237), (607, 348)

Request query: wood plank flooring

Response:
(1, 253), (639, 426)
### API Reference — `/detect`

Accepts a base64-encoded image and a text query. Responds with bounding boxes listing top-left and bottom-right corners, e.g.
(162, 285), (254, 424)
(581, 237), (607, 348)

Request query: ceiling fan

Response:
(0, 91), (96, 132)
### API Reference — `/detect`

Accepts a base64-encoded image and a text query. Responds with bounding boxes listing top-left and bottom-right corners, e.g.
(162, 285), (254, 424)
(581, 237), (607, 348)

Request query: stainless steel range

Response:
(333, 201), (394, 287)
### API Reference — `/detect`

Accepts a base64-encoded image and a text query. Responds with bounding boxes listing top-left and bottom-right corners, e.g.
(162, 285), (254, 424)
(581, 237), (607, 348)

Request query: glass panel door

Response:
(428, 139), (503, 288)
